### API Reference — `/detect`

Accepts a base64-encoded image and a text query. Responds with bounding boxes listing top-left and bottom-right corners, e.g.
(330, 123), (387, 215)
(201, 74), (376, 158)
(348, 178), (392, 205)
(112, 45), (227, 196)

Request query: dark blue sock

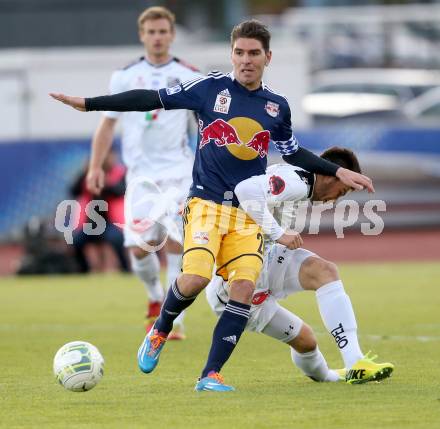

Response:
(201, 299), (250, 378)
(154, 281), (196, 335)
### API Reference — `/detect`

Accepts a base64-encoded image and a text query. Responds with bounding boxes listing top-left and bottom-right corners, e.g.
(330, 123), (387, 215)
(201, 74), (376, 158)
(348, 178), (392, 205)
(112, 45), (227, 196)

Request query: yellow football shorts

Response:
(182, 197), (264, 284)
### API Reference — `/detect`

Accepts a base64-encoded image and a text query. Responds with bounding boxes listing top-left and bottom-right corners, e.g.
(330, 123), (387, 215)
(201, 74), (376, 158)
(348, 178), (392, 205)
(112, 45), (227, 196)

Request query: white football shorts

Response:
(205, 245), (316, 342)
(123, 171), (192, 248)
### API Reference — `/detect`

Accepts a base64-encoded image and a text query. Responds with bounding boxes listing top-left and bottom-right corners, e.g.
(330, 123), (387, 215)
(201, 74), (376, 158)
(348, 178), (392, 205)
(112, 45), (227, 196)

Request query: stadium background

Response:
(1, 0), (439, 274)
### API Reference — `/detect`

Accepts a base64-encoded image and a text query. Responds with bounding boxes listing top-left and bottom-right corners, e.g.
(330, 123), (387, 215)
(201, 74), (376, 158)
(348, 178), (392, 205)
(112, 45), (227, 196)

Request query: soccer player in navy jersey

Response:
(51, 20), (374, 392)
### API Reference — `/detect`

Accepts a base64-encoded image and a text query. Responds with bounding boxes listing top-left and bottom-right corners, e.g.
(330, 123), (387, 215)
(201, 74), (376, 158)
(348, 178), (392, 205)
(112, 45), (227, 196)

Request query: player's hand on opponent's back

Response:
(86, 167), (106, 195)
(276, 230), (303, 250)
(49, 93), (86, 112)
(336, 168), (375, 193)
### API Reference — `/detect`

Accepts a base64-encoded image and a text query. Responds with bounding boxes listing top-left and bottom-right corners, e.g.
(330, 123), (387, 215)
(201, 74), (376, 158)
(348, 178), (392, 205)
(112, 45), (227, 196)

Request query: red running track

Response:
(303, 228), (440, 263)
(1, 228), (439, 276)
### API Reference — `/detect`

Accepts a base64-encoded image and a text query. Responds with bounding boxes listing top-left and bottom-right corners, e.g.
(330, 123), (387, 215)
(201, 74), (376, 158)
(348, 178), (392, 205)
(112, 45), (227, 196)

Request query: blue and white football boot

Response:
(194, 372), (235, 392)
(137, 327), (167, 374)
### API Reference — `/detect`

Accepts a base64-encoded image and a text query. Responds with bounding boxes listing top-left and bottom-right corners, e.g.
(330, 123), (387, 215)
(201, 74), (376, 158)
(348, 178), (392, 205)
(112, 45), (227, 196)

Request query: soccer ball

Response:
(53, 341), (104, 392)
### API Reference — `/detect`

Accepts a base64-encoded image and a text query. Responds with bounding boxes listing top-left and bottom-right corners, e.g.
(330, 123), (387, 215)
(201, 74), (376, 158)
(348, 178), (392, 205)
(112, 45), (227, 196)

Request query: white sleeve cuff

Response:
(268, 226), (285, 241)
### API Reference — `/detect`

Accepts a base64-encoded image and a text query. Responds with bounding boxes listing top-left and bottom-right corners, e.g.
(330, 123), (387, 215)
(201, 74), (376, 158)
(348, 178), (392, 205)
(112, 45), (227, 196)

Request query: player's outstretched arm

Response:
(49, 93), (86, 111)
(235, 176), (285, 241)
(283, 147), (374, 193)
(235, 177), (302, 250)
(50, 89), (162, 112)
(283, 147), (338, 176)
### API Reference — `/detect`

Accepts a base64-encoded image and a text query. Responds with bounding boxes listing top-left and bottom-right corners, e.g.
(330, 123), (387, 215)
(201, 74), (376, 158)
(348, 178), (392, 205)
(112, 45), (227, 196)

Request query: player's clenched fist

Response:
(86, 167), (106, 195)
(49, 93), (86, 112)
(276, 230), (303, 250)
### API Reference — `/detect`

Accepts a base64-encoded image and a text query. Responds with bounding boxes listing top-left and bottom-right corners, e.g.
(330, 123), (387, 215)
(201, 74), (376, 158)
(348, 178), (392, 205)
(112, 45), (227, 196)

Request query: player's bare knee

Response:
(316, 260), (339, 288)
(290, 323), (317, 353)
(177, 273), (209, 296)
(299, 257), (322, 290)
(299, 257), (339, 291)
(229, 279), (254, 304)
(130, 246), (153, 260)
(166, 239), (182, 254)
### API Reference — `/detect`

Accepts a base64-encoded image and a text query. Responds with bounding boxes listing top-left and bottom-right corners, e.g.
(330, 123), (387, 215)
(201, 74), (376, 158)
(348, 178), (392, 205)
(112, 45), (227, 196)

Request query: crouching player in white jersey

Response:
(86, 7), (201, 338)
(206, 147), (394, 384)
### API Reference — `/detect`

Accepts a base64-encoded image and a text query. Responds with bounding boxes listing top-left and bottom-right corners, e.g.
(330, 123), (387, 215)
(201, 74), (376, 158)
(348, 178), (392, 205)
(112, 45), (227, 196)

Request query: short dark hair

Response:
(230, 20), (271, 52)
(320, 146), (361, 173)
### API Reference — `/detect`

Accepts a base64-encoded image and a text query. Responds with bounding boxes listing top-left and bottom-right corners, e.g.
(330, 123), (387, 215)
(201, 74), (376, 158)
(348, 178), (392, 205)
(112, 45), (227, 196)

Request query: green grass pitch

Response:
(1, 262), (440, 429)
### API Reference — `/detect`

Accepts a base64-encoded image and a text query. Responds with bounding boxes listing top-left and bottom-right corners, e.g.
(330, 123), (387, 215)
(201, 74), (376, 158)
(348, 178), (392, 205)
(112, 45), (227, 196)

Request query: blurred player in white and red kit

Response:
(86, 6), (201, 338)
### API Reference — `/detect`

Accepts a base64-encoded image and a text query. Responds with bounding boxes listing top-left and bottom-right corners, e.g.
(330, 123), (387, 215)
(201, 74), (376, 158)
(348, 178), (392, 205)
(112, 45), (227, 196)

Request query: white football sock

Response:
(316, 280), (363, 368)
(291, 347), (340, 382)
(166, 252), (184, 328)
(130, 252), (164, 302)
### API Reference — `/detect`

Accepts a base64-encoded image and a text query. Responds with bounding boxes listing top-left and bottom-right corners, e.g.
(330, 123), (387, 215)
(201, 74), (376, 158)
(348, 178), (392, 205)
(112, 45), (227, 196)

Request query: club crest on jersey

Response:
(193, 231), (209, 245)
(269, 175), (285, 195)
(252, 291), (270, 305)
(166, 84), (181, 95)
(265, 101), (279, 118)
(213, 89), (232, 114)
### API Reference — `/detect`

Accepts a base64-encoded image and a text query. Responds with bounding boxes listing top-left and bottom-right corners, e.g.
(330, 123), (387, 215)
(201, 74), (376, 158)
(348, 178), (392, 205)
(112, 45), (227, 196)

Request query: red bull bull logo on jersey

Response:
(199, 118), (241, 148)
(198, 118), (270, 160)
(246, 130), (271, 158)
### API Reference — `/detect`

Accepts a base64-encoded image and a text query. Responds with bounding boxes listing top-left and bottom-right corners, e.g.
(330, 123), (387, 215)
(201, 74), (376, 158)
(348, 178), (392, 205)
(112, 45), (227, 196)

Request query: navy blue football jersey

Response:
(158, 71), (298, 206)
